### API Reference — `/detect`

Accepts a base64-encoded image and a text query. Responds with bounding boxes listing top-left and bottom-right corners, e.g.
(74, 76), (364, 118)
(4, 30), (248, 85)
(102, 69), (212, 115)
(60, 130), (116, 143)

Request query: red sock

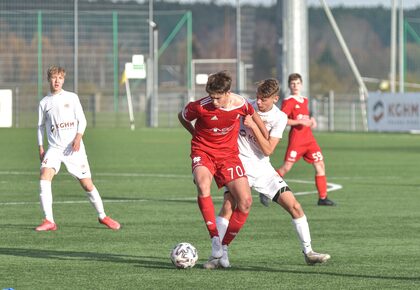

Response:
(197, 196), (218, 238)
(315, 175), (328, 199)
(222, 208), (249, 246)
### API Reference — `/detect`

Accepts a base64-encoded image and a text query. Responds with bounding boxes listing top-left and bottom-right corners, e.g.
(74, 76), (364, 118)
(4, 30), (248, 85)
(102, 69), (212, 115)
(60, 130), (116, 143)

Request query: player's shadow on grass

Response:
(103, 196), (199, 204)
(0, 247), (173, 269)
(223, 265), (420, 282)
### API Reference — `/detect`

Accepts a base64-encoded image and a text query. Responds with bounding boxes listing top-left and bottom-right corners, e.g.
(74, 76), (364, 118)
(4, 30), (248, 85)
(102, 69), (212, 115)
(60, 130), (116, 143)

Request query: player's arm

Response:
(37, 103), (46, 161)
(250, 112), (269, 139)
(243, 115), (280, 156)
(73, 95), (87, 152)
(72, 133), (83, 152)
(178, 111), (195, 136)
(287, 118), (313, 127)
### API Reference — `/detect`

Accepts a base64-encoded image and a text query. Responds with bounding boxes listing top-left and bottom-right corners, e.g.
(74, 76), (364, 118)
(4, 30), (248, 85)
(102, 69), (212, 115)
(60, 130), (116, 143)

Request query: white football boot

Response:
(211, 236), (223, 258)
(203, 256), (220, 269)
(219, 245), (231, 268)
(304, 251), (331, 265)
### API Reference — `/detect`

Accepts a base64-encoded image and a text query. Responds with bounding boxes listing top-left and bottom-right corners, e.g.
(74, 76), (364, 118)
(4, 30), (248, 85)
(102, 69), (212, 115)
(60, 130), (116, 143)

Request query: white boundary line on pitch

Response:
(0, 171), (342, 205)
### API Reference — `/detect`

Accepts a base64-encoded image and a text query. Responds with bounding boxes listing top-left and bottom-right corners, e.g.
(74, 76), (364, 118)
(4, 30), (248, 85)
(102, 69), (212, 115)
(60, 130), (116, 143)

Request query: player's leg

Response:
(36, 148), (61, 231)
(79, 177), (105, 219)
(313, 160), (335, 206)
(275, 189), (312, 253)
(193, 164), (226, 269)
(66, 150), (120, 229)
(194, 165), (220, 239)
(275, 189), (331, 265)
(304, 144), (335, 206)
(222, 177), (252, 246)
(216, 190), (235, 241)
(78, 177), (120, 230)
(210, 190), (235, 269)
(36, 167), (58, 231)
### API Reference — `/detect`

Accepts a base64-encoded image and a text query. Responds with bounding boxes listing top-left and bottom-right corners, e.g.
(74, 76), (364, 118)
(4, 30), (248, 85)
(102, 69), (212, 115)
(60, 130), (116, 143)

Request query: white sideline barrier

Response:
(0, 89), (12, 127)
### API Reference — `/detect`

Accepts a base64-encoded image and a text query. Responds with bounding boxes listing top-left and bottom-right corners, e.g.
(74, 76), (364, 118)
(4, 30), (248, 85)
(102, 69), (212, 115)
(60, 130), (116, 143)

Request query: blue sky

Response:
(169, 0), (420, 9)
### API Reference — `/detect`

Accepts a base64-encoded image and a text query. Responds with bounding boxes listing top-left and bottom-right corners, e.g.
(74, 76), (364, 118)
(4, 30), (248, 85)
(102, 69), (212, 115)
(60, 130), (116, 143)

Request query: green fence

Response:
(0, 1), (191, 128)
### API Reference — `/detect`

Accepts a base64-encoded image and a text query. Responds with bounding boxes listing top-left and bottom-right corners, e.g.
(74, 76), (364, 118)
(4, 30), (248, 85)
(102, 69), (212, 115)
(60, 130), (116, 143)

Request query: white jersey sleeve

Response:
(74, 93), (87, 135)
(37, 101), (46, 146)
(267, 109), (287, 139)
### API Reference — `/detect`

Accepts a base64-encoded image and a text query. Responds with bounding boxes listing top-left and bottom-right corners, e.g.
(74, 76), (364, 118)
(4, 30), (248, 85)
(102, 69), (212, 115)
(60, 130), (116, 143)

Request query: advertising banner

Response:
(368, 92), (420, 132)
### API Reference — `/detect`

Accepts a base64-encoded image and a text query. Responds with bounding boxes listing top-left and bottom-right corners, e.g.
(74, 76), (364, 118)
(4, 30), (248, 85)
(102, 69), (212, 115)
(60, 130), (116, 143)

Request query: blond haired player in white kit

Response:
(216, 79), (330, 268)
(35, 65), (120, 231)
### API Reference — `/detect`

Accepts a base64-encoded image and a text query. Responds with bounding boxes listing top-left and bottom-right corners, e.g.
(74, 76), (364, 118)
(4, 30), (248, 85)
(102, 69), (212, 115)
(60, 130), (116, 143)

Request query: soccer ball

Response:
(170, 242), (198, 269)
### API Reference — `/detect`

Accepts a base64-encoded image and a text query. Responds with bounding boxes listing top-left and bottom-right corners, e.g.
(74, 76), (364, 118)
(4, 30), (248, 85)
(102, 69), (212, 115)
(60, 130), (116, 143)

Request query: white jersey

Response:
(238, 99), (289, 199)
(37, 89), (87, 151)
(238, 99), (288, 161)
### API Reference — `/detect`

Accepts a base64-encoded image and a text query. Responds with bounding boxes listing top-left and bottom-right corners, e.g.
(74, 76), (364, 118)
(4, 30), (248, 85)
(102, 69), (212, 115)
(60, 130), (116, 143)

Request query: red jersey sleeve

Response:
(182, 101), (200, 122)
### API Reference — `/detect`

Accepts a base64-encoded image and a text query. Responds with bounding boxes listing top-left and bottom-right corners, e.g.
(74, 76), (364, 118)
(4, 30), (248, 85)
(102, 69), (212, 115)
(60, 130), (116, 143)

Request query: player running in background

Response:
(277, 73), (335, 206)
(36, 65), (120, 231)
(178, 70), (268, 269)
(217, 78), (330, 267)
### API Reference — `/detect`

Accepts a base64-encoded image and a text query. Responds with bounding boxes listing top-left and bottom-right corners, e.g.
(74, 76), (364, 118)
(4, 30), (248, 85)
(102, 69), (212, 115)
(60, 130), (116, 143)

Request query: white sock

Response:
(86, 187), (106, 219)
(39, 180), (54, 223)
(292, 215), (313, 254)
(216, 216), (229, 241)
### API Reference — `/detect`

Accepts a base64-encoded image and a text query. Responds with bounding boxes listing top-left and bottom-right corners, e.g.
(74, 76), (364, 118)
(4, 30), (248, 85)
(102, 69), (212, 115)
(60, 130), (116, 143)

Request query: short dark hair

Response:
(288, 73), (302, 85)
(256, 78), (279, 98)
(47, 65), (66, 81)
(206, 70), (232, 94)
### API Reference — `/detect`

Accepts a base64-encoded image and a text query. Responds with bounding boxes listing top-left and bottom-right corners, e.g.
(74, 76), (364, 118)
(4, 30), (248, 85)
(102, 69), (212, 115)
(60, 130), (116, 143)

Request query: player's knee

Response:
(195, 182), (212, 197)
(40, 168), (55, 180)
(80, 178), (94, 192)
(292, 201), (304, 218)
(237, 195), (252, 213)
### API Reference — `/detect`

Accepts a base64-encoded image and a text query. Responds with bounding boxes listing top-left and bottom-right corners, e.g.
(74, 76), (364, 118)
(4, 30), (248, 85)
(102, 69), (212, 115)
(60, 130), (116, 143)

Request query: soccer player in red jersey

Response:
(277, 73), (335, 206)
(178, 70), (268, 269)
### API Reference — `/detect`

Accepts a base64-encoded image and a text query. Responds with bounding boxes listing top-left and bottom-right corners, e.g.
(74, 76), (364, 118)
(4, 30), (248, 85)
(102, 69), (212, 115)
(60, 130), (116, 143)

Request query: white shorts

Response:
(41, 144), (92, 179)
(241, 156), (289, 200)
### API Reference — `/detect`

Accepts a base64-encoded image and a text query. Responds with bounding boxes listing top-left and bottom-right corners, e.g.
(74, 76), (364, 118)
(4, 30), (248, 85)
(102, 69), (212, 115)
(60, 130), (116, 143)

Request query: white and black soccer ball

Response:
(170, 242), (198, 269)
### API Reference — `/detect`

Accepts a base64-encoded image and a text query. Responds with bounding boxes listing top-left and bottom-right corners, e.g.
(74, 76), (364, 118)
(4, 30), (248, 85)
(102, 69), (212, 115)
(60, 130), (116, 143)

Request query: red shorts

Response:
(284, 140), (323, 164)
(191, 150), (247, 188)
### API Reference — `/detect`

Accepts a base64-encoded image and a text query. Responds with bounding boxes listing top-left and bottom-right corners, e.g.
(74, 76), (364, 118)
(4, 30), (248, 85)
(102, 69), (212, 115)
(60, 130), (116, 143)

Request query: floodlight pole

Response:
(398, 0), (404, 93)
(74, 0), (78, 93)
(390, 0), (397, 93)
(236, 0), (242, 94)
(152, 22), (159, 128)
(147, 0), (159, 127)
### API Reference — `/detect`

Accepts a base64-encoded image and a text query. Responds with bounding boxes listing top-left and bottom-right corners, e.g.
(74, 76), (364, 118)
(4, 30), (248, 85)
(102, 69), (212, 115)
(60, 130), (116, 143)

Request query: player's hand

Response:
(39, 146), (45, 162)
(310, 117), (317, 129)
(243, 115), (257, 129)
(300, 119), (313, 127)
(72, 134), (82, 152)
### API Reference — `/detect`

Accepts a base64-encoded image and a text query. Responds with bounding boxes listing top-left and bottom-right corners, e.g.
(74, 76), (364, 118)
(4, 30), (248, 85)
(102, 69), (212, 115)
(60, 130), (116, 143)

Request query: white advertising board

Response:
(125, 54), (146, 80)
(0, 89), (12, 127)
(368, 92), (420, 132)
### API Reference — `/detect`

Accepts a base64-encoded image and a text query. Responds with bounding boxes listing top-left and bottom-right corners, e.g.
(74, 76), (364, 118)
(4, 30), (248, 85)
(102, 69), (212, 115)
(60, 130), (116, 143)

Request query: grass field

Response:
(0, 128), (419, 289)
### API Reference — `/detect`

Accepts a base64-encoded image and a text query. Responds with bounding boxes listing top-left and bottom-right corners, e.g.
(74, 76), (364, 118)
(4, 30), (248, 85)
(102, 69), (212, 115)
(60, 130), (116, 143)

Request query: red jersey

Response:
(281, 95), (315, 146)
(181, 94), (255, 159)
